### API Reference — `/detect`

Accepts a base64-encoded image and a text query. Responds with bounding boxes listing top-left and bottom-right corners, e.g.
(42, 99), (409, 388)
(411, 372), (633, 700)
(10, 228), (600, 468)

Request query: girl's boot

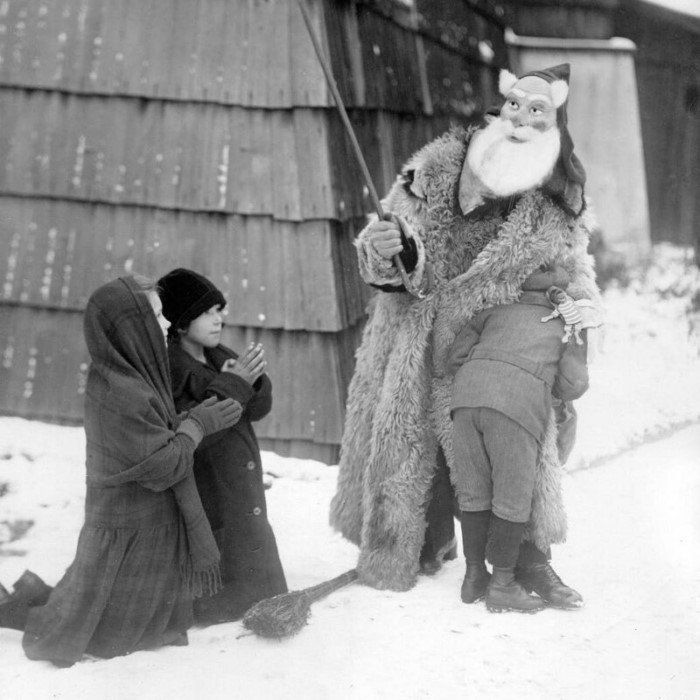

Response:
(460, 510), (491, 603)
(485, 516), (545, 613)
(0, 570), (52, 631)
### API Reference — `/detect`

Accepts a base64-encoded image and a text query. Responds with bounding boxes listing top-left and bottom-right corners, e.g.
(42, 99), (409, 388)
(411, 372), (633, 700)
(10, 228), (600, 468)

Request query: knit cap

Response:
(157, 268), (226, 329)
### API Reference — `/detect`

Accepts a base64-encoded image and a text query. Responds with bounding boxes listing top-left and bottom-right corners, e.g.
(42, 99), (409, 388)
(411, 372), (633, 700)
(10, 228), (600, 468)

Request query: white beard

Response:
(467, 119), (561, 198)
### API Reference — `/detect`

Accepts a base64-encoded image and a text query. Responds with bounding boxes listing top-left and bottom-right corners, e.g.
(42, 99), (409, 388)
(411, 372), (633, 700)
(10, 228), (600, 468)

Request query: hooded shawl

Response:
(83, 276), (220, 595)
(330, 127), (600, 591)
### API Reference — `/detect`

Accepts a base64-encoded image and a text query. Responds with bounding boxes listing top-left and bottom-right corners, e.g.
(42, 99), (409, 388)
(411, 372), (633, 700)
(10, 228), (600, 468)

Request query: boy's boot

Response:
(515, 541), (583, 609)
(485, 516), (545, 613)
(460, 510), (491, 603)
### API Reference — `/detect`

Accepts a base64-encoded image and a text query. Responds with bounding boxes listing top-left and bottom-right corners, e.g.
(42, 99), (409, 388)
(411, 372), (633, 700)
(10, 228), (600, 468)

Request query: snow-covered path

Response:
(2, 423), (699, 700)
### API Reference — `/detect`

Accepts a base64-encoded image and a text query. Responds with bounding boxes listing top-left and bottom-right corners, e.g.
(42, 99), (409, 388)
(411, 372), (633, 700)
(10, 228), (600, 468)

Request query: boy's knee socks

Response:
(460, 510), (491, 563)
(486, 515), (526, 569)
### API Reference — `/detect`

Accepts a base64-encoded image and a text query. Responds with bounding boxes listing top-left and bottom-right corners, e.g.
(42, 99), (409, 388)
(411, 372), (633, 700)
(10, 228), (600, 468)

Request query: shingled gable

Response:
(0, 0), (507, 462)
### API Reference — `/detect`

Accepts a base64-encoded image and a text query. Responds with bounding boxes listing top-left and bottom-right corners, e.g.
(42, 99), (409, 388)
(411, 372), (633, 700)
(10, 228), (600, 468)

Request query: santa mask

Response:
(459, 64), (586, 217)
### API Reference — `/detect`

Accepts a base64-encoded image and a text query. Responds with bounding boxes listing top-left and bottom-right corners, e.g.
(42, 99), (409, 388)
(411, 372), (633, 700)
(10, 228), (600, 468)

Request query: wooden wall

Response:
(504, 0), (619, 40)
(508, 32), (651, 261)
(614, 0), (700, 250)
(0, 0), (507, 463)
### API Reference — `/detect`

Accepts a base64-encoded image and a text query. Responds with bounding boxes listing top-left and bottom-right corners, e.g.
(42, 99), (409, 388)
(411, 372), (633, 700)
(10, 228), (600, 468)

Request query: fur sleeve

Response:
(560, 207), (602, 309)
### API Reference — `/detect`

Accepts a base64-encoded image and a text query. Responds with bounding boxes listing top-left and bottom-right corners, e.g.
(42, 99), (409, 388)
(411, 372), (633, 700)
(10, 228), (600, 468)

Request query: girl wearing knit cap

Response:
(157, 268), (287, 625)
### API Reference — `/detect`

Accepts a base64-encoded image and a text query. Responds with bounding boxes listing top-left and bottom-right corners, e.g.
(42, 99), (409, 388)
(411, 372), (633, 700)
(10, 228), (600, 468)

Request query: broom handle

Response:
(295, 0), (425, 299)
(301, 569), (359, 603)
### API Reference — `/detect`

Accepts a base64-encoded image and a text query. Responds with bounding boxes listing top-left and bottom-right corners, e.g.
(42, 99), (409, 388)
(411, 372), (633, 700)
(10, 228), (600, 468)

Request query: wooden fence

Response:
(0, 0), (507, 462)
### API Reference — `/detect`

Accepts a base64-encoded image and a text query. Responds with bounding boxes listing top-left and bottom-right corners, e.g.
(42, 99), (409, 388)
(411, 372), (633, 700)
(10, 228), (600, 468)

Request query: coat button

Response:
(246, 461), (255, 471)
(252, 506), (261, 516)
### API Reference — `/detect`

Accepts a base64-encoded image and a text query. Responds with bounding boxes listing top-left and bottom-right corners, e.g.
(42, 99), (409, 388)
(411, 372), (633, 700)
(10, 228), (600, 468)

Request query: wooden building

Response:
(0, 0), (508, 463)
(504, 0), (699, 256)
(614, 0), (700, 252)
(503, 0), (652, 261)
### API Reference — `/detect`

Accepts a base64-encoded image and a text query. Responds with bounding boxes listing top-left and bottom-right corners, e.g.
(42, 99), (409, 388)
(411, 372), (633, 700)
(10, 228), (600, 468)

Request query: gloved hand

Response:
(188, 396), (242, 436)
(522, 265), (570, 291)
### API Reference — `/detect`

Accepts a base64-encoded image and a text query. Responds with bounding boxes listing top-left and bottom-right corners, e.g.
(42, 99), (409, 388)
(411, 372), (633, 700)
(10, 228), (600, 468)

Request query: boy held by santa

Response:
(447, 64), (601, 613)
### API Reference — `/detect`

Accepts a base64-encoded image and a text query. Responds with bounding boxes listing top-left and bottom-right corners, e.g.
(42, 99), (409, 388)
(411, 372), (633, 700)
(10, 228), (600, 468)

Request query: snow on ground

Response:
(1, 245), (699, 699)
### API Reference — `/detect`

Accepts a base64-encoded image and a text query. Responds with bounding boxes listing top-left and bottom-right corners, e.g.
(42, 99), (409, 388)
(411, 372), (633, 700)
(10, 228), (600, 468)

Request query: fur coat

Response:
(329, 127), (600, 591)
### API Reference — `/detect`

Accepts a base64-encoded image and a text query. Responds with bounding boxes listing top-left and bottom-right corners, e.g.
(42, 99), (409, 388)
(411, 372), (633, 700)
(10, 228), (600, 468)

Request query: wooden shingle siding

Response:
(0, 0), (506, 462)
(0, 303), (362, 453)
(0, 0), (329, 108)
(0, 304), (87, 422)
(0, 91), (338, 221)
(0, 88), (468, 223)
(0, 195), (368, 331)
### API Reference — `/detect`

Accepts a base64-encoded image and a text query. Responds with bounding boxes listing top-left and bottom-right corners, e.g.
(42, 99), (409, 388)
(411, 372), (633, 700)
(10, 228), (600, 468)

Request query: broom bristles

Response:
(242, 569), (358, 639)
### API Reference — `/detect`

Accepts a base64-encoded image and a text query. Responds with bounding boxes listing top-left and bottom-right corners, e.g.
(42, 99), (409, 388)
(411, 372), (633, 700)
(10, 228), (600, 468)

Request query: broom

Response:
(242, 569), (358, 639)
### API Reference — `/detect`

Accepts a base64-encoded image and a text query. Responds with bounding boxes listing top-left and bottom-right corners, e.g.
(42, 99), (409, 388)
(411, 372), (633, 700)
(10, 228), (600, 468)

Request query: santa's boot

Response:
(516, 541), (583, 609)
(419, 449), (458, 575)
(485, 516), (545, 614)
(460, 510), (491, 603)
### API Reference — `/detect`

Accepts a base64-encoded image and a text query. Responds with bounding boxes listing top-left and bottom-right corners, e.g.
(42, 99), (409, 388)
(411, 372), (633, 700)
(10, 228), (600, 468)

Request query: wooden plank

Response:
(245, 0), (273, 106)
(115, 0), (148, 96)
(194, 0), (226, 103)
(293, 108), (334, 220)
(77, 0), (106, 92)
(0, 305), (34, 417)
(218, 0), (249, 105)
(0, 305), (88, 422)
(323, 0), (357, 107)
(142, 0), (175, 99)
(270, 110), (302, 221)
(0, 88), (22, 191)
(0, 0), (30, 85)
(266, 0), (293, 108)
(330, 216), (373, 329)
(289, 0), (330, 107)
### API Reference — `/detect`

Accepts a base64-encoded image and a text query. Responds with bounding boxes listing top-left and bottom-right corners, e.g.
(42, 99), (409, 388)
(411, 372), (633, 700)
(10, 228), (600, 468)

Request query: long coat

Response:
(168, 343), (287, 624)
(330, 127), (600, 591)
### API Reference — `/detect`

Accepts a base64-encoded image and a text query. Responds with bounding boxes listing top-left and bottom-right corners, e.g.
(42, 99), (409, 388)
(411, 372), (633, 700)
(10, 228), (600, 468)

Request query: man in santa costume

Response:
(330, 64), (600, 608)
